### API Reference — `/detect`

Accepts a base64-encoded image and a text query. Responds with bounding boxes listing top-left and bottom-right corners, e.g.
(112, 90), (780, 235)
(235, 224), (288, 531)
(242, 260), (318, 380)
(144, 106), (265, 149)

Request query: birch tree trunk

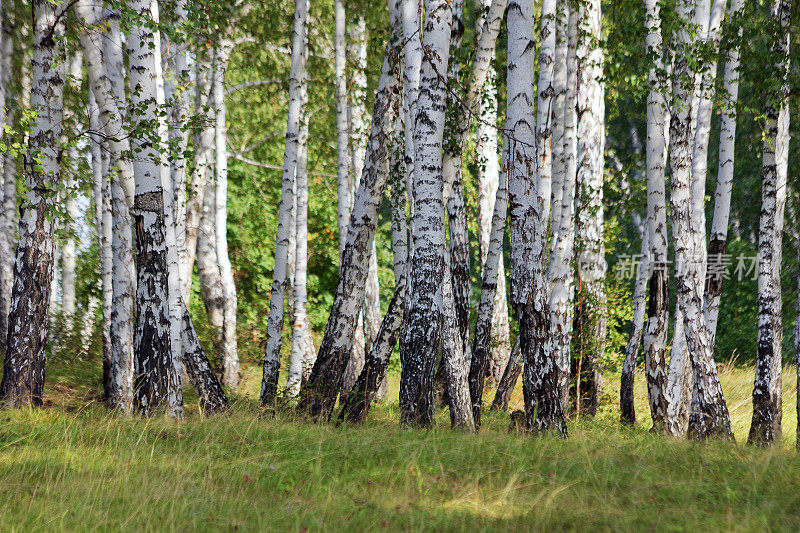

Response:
(184, 50), (214, 296)
(490, 338), (522, 412)
(474, 0), (510, 386)
(297, 14), (401, 420)
(260, 0), (309, 405)
(705, 0), (744, 348)
(620, 230), (649, 425)
(548, 4), (578, 411)
(642, 0), (670, 432)
(749, 0), (790, 446)
(668, 0), (732, 441)
(0, 11), (16, 351)
(508, 0), (565, 436)
(128, 0), (183, 418)
(397, 0), (452, 429)
(400, 0), (423, 237)
(0, 0), (64, 407)
(572, 0), (606, 419)
(469, 132), (508, 426)
(334, 0), (350, 258)
(61, 55), (82, 334)
(197, 180), (225, 338)
(213, 44), (239, 391)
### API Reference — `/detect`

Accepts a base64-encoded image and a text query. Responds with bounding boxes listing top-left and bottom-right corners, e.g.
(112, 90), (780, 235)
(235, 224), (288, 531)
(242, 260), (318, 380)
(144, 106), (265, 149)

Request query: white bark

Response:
(705, 0), (744, 346)
(397, 0), (452, 429)
(548, 4), (578, 410)
(127, 0), (183, 418)
(750, 0), (790, 446)
(642, 0), (670, 432)
(573, 0), (606, 419)
(668, 0), (732, 440)
(0, 11), (15, 349)
(261, 0), (310, 405)
(474, 0), (510, 386)
(213, 44), (239, 390)
(334, 0), (350, 257)
(507, 0), (565, 435)
(0, 0), (64, 406)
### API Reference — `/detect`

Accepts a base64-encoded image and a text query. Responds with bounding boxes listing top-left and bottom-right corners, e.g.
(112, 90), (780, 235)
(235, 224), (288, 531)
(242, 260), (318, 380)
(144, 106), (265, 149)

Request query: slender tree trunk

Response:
(182, 307), (228, 414)
(397, 0), (452, 429)
(197, 180), (225, 338)
(507, 0), (565, 436)
(705, 0), (744, 348)
(334, 0), (350, 259)
(0, 0), (64, 407)
(260, 0), (309, 405)
(620, 231), (649, 425)
(668, 0), (732, 441)
(297, 3), (402, 420)
(749, 0), (790, 446)
(213, 44), (239, 390)
(0, 13), (16, 351)
(642, 0), (670, 432)
(184, 50), (214, 296)
(549, 4), (578, 411)
(490, 338), (522, 412)
(287, 101), (315, 399)
(572, 0), (606, 419)
(468, 133), (509, 426)
(474, 0), (510, 386)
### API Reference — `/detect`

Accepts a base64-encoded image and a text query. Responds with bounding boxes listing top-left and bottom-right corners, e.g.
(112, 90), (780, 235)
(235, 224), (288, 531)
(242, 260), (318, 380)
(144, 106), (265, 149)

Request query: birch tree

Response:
(474, 0), (510, 385)
(642, 0), (670, 431)
(297, 1), (402, 421)
(397, 0), (452, 429)
(261, 0), (309, 405)
(573, 0), (606, 419)
(0, 0), (65, 406)
(507, 0), (565, 436)
(668, 0), (732, 441)
(0, 4), (16, 350)
(127, 0), (183, 417)
(749, 0), (790, 446)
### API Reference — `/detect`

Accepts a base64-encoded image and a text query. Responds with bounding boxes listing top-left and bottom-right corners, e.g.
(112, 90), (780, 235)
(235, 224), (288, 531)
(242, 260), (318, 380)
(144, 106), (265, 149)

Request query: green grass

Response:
(2, 353), (800, 531)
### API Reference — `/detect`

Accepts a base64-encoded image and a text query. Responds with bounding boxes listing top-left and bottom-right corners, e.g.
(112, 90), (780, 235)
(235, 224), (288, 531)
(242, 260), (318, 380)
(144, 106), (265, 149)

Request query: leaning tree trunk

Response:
(490, 338), (522, 412)
(705, 0), (744, 348)
(749, 0), (790, 446)
(0, 0), (64, 407)
(127, 0), (183, 418)
(642, 0), (670, 432)
(572, 0), (606, 420)
(296, 14), (402, 420)
(213, 44), (240, 391)
(507, 0), (565, 437)
(260, 0), (310, 405)
(668, 0), (732, 441)
(468, 130), (509, 426)
(397, 0), (452, 429)
(620, 230), (649, 425)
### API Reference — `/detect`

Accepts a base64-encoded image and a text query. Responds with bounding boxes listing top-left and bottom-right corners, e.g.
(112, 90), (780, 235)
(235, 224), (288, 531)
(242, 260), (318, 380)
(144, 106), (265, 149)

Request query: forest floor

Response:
(1, 353), (800, 531)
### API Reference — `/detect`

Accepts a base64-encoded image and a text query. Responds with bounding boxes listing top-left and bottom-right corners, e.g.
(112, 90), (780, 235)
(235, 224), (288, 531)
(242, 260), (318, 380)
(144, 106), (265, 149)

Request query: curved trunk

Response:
(490, 338), (522, 412)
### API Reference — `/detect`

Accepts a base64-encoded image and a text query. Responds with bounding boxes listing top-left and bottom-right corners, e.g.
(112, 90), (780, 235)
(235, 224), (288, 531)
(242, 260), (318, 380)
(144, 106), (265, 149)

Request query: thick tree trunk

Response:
(572, 0), (606, 419)
(705, 0), (743, 348)
(260, 0), (309, 405)
(128, 0), (183, 418)
(0, 0), (64, 407)
(297, 12), (402, 420)
(181, 307), (228, 414)
(397, 0), (452, 429)
(213, 45), (239, 391)
(642, 0), (670, 432)
(507, 0), (565, 436)
(749, 0), (790, 446)
(668, 0), (732, 441)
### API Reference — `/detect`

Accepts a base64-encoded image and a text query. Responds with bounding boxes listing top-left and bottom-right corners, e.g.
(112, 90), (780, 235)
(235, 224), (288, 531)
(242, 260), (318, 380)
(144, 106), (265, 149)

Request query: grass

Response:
(2, 353), (800, 531)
